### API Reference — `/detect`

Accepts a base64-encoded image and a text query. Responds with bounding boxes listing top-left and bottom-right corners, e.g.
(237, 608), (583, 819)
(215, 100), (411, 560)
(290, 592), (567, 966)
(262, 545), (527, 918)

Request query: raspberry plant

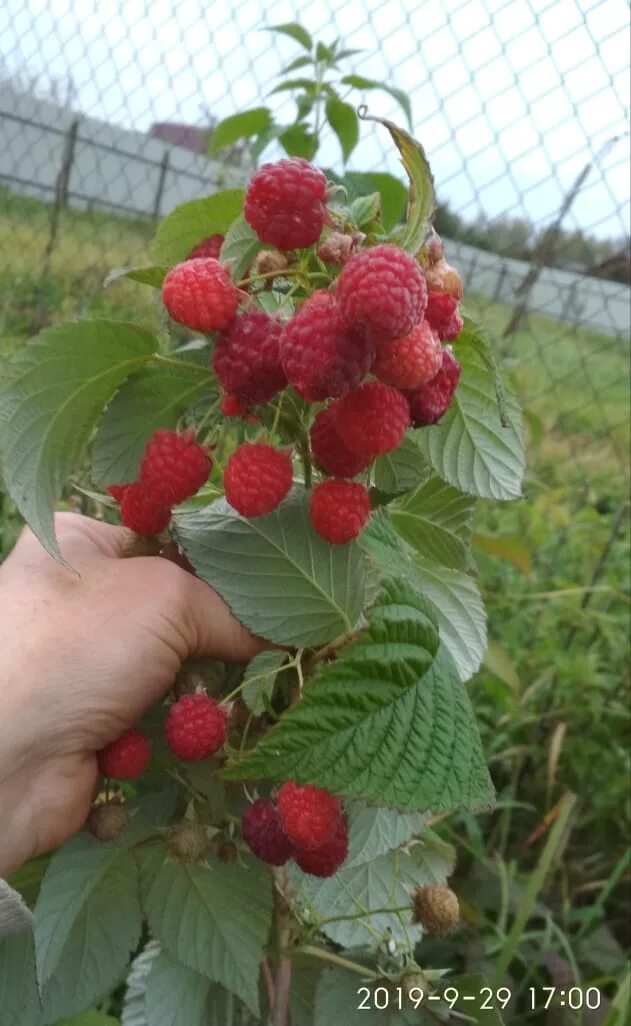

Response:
(0, 108), (525, 1025)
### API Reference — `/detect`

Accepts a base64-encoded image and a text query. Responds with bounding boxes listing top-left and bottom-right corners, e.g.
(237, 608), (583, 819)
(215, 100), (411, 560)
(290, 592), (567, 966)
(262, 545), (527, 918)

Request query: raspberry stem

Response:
(291, 945), (379, 979)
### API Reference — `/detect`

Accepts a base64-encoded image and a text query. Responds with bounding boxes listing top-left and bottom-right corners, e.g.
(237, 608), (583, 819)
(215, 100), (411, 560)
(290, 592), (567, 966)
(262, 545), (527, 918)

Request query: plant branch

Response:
(293, 944), (377, 978)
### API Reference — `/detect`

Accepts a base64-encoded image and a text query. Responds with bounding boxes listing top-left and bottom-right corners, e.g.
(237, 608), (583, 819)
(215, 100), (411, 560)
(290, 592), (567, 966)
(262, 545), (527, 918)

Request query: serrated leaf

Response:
(208, 108), (271, 155)
(242, 650), (287, 714)
(91, 358), (215, 488)
(391, 476), (475, 570)
(153, 191), (244, 265)
(326, 97), (359, 162)
(419, 322), (525, 500)
(345, 802), (429, 868)
(104, 264), (169, 289)
(343, 171), (407, 232)
(173, 490), (367, 647)
(268, 22), (313, 50)
(342, 74), (413, 129)
(139, 845), (272, 1015)
(279, 123), (318, 160)
(219, 216), (263, 281)
(144, 950), (242, 1026)
(349, 192), (381, 227)
(373, 432), (429, 496)
(0, 320), (156, 562)
(0, 931), (40, 1026)
(315, 968), (434, 1024)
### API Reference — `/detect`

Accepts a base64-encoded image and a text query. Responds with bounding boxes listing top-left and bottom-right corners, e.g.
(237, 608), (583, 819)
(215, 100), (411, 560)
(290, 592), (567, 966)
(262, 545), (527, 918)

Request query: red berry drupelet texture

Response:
(213, 309), (286, 405)
(162, 258), (239, 333)
(97, 728), (151, 780)
(276, 781), (343, 851)
(280, 291), (374, 402)
(424, 290), (461, 340)
(309, 405), (372, 479)
(335, 243), (427, 344)
(220, 393), (249, 418)
(224, 443), (293, 517)
(373, 320), (443, 390)
(443, 310), (464, 341)
(335, 381), (411, 459)
(187, 233), (224, 260)
(244, 158), (328, 250)
(406, 347), (462, 426)
(140, 429), (211, 506)
(294, 816), (349, 877)
(309, 480), (371, 544)
(108, 482), (171, 536)
(241, 799), (294, 867)
(165, 693), (228, 761)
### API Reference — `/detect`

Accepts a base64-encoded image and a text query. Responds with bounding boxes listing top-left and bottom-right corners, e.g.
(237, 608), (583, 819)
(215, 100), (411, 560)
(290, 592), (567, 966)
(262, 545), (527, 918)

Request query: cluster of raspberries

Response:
(241, 782), (348, 878)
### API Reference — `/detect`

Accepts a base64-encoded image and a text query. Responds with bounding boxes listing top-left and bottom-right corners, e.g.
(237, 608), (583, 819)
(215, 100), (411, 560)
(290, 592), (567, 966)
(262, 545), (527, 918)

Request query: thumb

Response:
(174, 568), (265, 663)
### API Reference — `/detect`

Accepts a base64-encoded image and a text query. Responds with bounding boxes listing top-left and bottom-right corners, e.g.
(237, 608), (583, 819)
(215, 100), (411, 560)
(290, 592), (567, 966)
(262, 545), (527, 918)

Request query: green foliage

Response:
(152, 190), (244, 265)
(219, 216), (263, 280)
(390, 475), (475, 570)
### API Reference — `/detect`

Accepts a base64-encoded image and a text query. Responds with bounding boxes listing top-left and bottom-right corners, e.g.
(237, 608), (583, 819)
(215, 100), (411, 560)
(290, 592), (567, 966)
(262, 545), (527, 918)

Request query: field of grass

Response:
(1, 186), (629, 1023)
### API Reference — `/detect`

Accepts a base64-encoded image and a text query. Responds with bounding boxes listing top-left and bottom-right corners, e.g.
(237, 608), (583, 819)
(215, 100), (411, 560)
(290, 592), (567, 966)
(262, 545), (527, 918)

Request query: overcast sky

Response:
(1, 0), (629, 239)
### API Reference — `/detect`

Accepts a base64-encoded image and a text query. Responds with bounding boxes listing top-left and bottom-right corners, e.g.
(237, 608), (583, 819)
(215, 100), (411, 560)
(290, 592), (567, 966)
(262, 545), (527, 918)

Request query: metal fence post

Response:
(153, 149), (170, 220)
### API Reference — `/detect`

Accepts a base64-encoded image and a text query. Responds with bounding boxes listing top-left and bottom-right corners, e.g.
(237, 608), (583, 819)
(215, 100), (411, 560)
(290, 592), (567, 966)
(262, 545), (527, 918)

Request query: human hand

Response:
(0, 513), (261, 877)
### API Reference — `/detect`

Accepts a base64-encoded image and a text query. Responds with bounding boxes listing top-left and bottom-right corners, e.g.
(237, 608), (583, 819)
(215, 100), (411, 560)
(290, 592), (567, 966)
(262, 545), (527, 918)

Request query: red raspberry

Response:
(245, 158), (328, 250)
(424, 290), (461, 340)
(443, 310), (464, 341)
(165, 693), (228, 761)
(241, 799), (294, 866)
(276, 781), (343, 851)
(187, 233), (224, 260)
(309, 480), (371, 544)
(294, 816), (349, 877)
(108, 481), (171, 535)
(335, 244), (427, 344)
(335, 382), (411, 459)
(373, 320), (443, 390)
(280, 291), (374, 402)
(224, 443), (293, 517)
(162, 258), (239, 333)
(97, 728), (151, 780)
(221, 393), (249, 417)
(309, 405), (372, 478)
(213, 309), (286, 404)
(406, 348), (462, 426)
(140, 429), (211, 506)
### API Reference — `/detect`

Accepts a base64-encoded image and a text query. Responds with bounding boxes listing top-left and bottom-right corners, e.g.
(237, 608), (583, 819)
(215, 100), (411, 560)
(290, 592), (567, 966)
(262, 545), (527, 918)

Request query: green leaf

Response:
(445, 975), (507, 1025)
(34, 832), (143, 1020)
(344, 802), (429, 868)
(281, 55), (314, 73)
(289, 964), (322, 1026)
(341, 74), (413, 128)
(279, 123), (318, 160)
(316, 40), (337, 65)
(268, 22), (313, 50)
(315, 968), (433, 1024)
(270, 78), (319, 96)
(242, 650), (288, 715)
(0, 320), (156, 562)
(144, 950), (242, 1026)
(91, 357), (215, 488)
(483, 641), (520, 693)
(173, 490), (367, 647)
(208, 108), (271, 155)
(474, 533), (532, 576)
(418, 322), (525, 500)
(104, 265), (169, 289)
(0, 931), (40, 1026)
(153, 191), (244, 265)
(373, 433), (429, 496)
(349, 192), (381, 227)
(139, 845), (272, 1015)
(325, 98), (359, 162)
(219, 216), (263, 281)
(343, 172), (407, 231)
(58, 1012), (120, 1026)
(391, 476), (475, 570)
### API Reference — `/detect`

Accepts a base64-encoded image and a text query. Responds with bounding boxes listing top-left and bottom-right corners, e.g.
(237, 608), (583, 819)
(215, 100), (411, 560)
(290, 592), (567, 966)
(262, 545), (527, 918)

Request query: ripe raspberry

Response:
(162, 258), (239, 333)
(309, 480), (371, 544)
(140, 429), (211, 506)
(294, 816), (349, 877)
(424, 290), (460, 340)
(335, 382), (411, 459)
(165, 693), (228, 761)
(220, 393), (249, 417)
(97, 728), (151, 780)
(280, 291), (374, 402)
(241, 798), (294, 866)
(187, 233), (224, 260)
(213, 309), (286, 404)
(424, 258), (463, 301)
(108, 481), (171, 535)
(276, 781), (343, 851)
(443, 310), (464, 341)
(412, 884), (460, 934)
(87, 800), (129, 842)
(406, 348), (461, 426)
(335, 243), (427, 344)
(373, 320), (443, 390)
(245, 158), (328, 250)
(224, 443), (293, 517)
(310, 405), (372, 478)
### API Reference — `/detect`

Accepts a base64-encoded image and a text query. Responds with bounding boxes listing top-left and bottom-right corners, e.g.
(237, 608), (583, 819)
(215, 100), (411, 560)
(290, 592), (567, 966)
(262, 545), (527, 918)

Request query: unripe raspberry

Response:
(251, 249), (290, 277)
(162, 258), (239, 333)
(107, 482), (171, 536)
(424, 258), (463, 301)
(406, 347), (461, 426)
(425, 290), (460, 340)
(187, 233), (224, 260)
(165, 693), (228, 761)
(294, 815), (349, 877)
(336, 244), (427, 344)
(276, 781), (343, 851)
(373, 321), (443, 390)
(224, 443), (293, 517)
(242, 798), (294, 866)
(245, 158), (328, 250)
(280, 291), (374, 402)
(87, 800), (129, 842)
(310, 405), (372, 479)
(335, 382), (411, 459)
(213, 309), (286, 404)
(317, 231), (354, 265)
(412, 884), (460, 934)
(97, 728), (151, 780)
(168, 821), (210, 863)
(309, 480), (371, 544)
(140, 429), (211, 506)
(217, 839), (239, 863)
